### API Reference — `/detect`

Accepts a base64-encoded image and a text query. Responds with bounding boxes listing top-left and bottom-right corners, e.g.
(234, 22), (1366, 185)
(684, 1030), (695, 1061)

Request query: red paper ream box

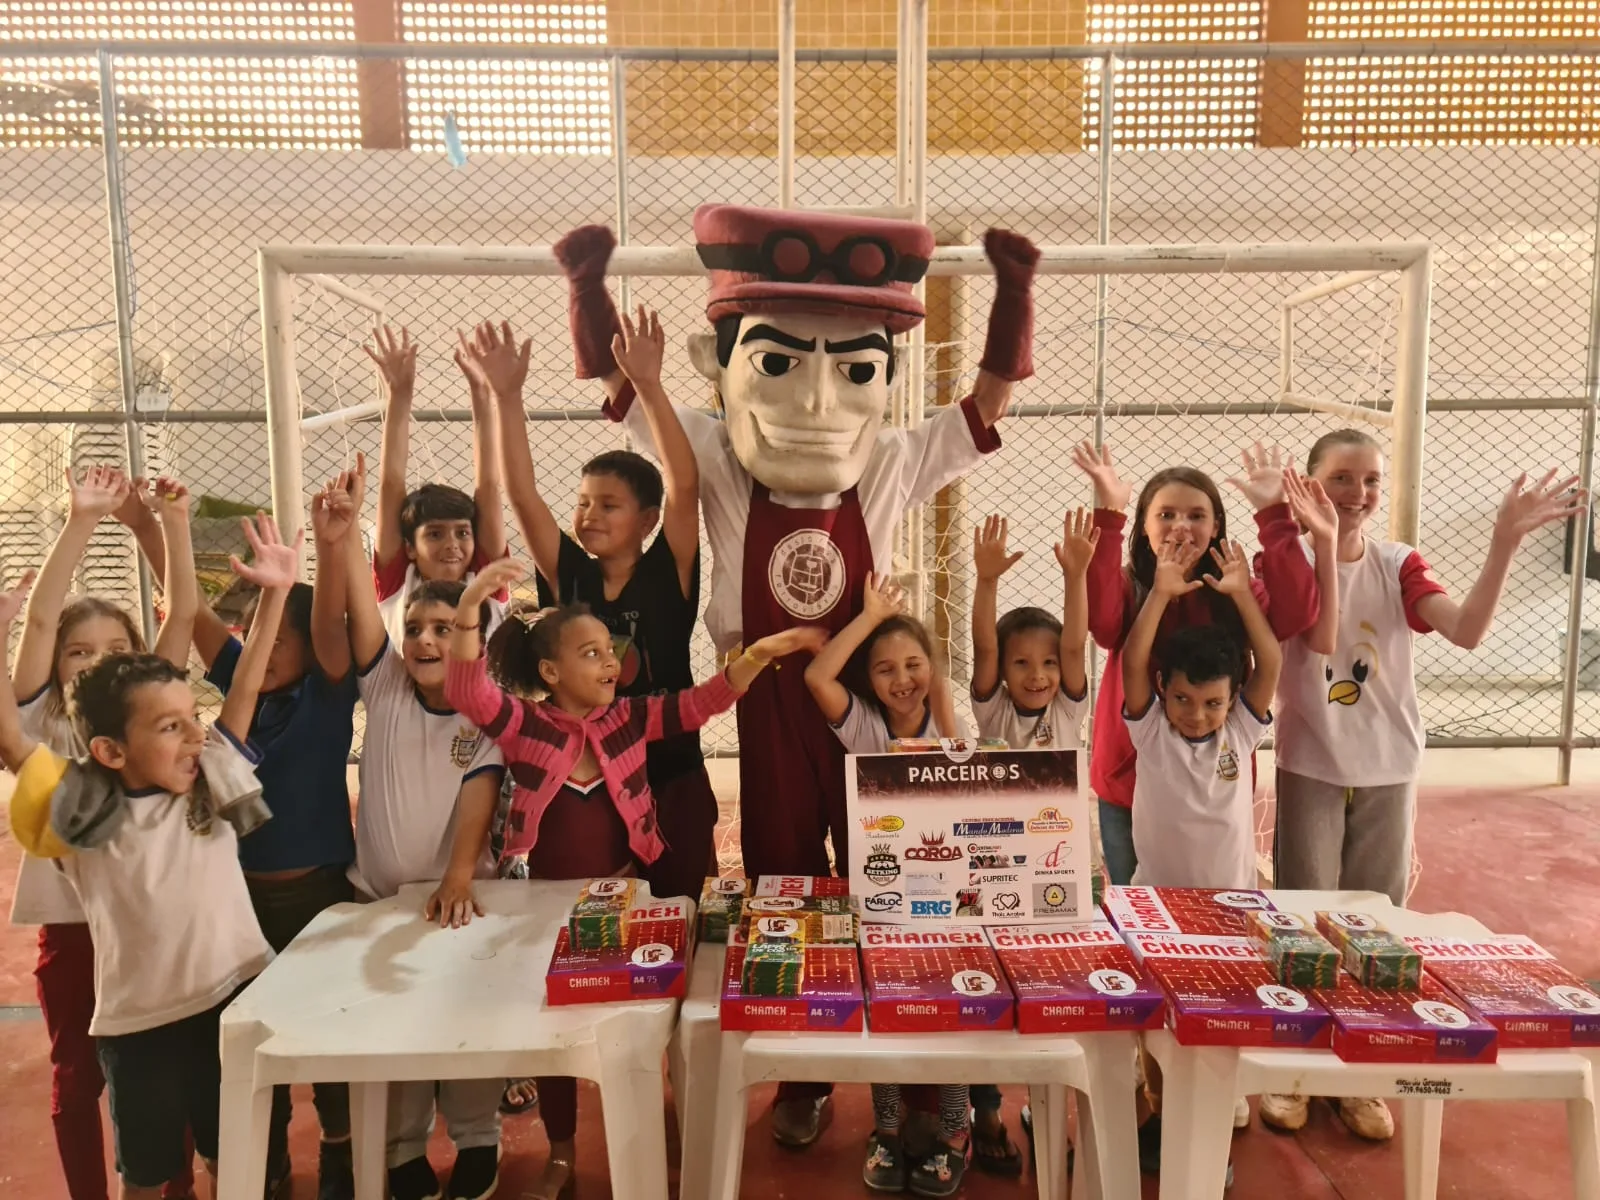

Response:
(753, 874), (853, 897)
(546, 899), (691, 1006)
(720, 933), (866, 1032)
(1102, 886), (1275, 938)
(1312, 977), (1498, 1064)
(1405, 935), (1600, 1049)
(987, 922), (1165, 1034)
(1122, 929), (1331, 1048)
(861, 924), (1016, 1033)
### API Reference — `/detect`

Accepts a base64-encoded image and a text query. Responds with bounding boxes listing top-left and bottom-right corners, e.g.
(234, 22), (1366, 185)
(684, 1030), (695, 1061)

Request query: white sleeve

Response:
(830, 695), (888, 755)
(1123, 701), (1165, 752)
(1048, 688), (1088, 750)
(465, 729), (505, 777)
(1228, 698), (1273, 754)
(875, 401), (989, 512)
(969, 684), (1011, 742)
(356, 639), (405, 704)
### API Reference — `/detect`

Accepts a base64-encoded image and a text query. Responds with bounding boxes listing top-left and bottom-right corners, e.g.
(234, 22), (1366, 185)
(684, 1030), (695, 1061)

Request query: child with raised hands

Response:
(460, 314), (719, 904)
(308, 457), (507, 1200)
(368, 323), (510, 648)
(116, 483), (360, 1200)
(1120, 536), (1280, 1181)
(803, 572), (970, 1196)
(1071, 442), (1317, 889)
(1260, 432), (1588, 1142)
(6, 465), (199, 1200)
(3, 513), (299, 1200)
(434, 558), (820, 1200)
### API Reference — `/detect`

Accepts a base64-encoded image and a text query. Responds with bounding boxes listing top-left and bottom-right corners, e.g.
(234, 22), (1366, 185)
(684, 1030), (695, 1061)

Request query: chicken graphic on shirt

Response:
(1325, 620), (1381, 706)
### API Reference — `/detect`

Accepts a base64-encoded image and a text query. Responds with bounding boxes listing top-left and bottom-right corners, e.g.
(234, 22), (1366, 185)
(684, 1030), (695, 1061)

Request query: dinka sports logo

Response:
(904, 832), (963, 862)
(864, 844), (901, 885)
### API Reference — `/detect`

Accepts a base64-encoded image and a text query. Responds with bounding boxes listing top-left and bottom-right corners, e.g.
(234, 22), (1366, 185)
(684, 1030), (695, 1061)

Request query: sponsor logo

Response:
(969, 852), (1012, 869)
(1213, 891), (1268, 910)
(1327, 910), (1377, 930)
(907, 874), (947, 896)
(1413, 999), (1472, 1029)
(754, 916), (802, 939)
(1259, 912), (1305, 930)
(630, 942), (674, 967)
(1042, 841), (1074, 869)
(864, 844), (901, 886)
(1027, 806), (1076, 834)
(952, 970), (998, 997)
(939, 738), (977, 763)
(588, 879), (629, 898)
(748, 896), (804, 912)
(992, 891), (1022, 913)
(952, 820), (1025, 838)
(768, 529), (846, 620)
(911, 899), (953, 917)
(1549, 985), (1600, 1014)
(711, 877), (747, 895)
(1033, 882), (1075, 916)
(864, 892), (903, 914)
(905, 832), (964, 862)
(858, 814), (905, 834)
(1088, 969), (1138, 996)
(1256, 984), (1310, 1014)
(970, 873), (1018, 885)
(955, 889), (983, 916)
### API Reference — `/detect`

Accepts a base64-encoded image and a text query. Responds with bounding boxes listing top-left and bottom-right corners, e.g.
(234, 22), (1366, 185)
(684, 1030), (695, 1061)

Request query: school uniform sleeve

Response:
(1087, 509), (1136, 650)
(1050, 686), (1089, 748)
(205, 634), (244, 695)
(372, 551), (409, 601)
(1226, 695), (1274, 754)
(6, 745), (72, 858)
(641, 671), (741, 742)
(878, 397), (1002, 512)
(1122, 697), (1165, 752)
(444, 653), (527, 745)
(356, 638), (406, 703)
(463, 730), (506, 783)
(1252, 503), (1320, 640)
(1397, 548), (1449, 633)
(969, 683), (1011, 741)
(829, 694), (889, 755)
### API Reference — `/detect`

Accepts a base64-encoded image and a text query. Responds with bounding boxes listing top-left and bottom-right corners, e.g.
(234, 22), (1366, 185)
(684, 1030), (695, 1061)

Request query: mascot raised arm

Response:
(555, 207), (1036, 884)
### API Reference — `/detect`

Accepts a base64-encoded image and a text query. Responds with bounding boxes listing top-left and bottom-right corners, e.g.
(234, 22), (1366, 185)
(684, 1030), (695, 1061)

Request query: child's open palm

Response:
(1152, 539), (1205, 598)
(862, 572), (906, 623)
(1228, 441), (1289, 511)
(0, 570), (37, 626)
(611, 305), (666, 387)
(231, 513), (302, 590)
(1494, 469), (1589, 541)
(1205, 539), (1252, 596)
(465, 556), (526, 606)
(973, 515), (1023, 581)
(465, 320), (532, 402)
(145, 476), (192, 525)
(68, 465), (131, 520)
(363, 324), (416, 398)
(1053, 507), (1100, 576)
(1283, 469), (1338, 542)
(1070, 441), (1131, 511)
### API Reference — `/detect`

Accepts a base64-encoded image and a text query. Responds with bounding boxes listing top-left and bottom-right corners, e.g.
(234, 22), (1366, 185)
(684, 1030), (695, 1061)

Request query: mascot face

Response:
(692, 311), (897, 495)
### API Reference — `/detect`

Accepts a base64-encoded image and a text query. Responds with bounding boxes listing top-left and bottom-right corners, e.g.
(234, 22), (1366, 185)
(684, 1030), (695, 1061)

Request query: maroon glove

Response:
(978, 228), (1041, 382)
(553, 224), (621, 380)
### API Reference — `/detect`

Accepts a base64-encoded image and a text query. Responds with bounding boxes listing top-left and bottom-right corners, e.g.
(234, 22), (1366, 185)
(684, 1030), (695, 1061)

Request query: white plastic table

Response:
(668, 941), (1142, 1200)
(1146, 889), (1600, 1200)
(216, 880), (682, 1200)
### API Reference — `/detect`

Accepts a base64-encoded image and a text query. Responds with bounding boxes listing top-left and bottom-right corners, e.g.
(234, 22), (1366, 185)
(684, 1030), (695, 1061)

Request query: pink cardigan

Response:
(444, 654), (739, 867)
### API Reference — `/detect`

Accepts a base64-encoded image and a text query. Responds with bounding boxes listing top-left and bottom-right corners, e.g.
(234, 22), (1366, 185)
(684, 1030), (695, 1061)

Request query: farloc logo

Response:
(864, 892), (903, 914)
(864, 844), (901, 885)
(905, 832), (963, 862)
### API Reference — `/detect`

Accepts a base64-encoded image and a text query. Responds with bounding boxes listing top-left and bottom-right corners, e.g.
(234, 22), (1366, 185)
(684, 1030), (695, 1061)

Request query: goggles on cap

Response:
(698, 229), (930, 289)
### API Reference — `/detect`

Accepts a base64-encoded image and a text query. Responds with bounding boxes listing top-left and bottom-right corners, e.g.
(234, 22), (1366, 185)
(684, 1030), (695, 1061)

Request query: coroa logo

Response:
(864, 892), (903, 914)
(859, 814), (905, 834)
(911, 899), (953, 916)
(864, 844), (901, 886)
(905, 832), (963, 862)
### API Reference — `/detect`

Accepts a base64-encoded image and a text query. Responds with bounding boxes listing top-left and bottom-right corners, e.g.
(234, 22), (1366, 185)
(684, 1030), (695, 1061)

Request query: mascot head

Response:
(686, 204), (935, 495)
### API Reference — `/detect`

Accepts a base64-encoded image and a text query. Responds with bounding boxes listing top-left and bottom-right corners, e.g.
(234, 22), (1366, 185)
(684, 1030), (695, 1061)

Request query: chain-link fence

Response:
(1, 41), (1597, 770)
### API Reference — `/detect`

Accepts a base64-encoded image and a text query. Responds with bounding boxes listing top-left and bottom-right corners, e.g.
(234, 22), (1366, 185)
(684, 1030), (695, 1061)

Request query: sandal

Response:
(500, 1077), (539, 1116)
(969, 1107), (1023, 1177)
(526, 1156), (575, 1200)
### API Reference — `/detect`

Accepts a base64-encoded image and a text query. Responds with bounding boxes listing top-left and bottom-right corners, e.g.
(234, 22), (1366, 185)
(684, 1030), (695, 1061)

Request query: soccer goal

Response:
(256, 238), (1432, 553)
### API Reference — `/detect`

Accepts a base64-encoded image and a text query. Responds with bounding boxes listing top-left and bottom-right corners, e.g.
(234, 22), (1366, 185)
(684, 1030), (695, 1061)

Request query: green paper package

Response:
(697, 876), (751, 942)
(568, 878), (637, 951)
(1316, 910), (1423, 991)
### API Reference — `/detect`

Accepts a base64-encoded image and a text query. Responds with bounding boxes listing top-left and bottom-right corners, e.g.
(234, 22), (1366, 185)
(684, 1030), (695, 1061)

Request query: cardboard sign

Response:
(846, 747), (1088, 926)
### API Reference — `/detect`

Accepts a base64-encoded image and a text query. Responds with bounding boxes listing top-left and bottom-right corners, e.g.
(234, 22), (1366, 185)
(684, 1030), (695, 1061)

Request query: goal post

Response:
(258, 239), (1432, 551)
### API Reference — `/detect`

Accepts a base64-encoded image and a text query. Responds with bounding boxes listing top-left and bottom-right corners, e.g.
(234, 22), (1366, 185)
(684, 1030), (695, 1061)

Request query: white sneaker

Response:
(1233, 1096), (1251, 1129)
(1337, 1096), (1395, 1141)
(1258, 1093), (1309, 1132)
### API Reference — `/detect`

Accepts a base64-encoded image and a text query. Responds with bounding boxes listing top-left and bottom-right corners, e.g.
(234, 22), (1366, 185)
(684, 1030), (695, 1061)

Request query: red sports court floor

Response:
(2, 773), (1597, 1198)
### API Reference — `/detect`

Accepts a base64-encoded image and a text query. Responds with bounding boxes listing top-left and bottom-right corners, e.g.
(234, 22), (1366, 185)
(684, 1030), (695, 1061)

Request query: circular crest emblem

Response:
(768, 529), (847, 620)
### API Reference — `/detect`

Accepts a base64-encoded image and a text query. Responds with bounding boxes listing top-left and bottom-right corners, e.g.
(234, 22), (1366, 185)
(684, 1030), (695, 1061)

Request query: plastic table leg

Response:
(595, 1036), (673, 1200)
(1566, 1074), (1600, 1200)
(1157, 1044), (1239, 1200)
(214, 1075), (271, 1200)
(1080, 1034), (1141, 1200)
(348, 1081), (388, 1200)
(673, 1014), (722, 1200)
(708, 1032), (752, 1200)
(1030, 1082), (1067, 1200)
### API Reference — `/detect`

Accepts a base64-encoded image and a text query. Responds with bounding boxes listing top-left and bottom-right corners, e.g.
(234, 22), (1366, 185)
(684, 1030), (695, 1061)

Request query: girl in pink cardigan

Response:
(433, 558), (820, 1200)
